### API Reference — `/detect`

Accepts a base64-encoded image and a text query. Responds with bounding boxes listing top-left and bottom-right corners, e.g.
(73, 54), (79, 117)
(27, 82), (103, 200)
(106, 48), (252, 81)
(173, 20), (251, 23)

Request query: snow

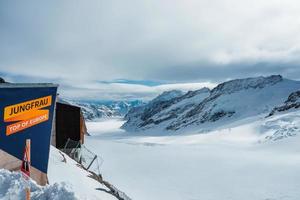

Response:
(85, 111), (300, 200)
(87, 118), (125, 136)
(260, 111), (300, 142)
(0, 169), (78, 200)
(48, 146), (117, 200)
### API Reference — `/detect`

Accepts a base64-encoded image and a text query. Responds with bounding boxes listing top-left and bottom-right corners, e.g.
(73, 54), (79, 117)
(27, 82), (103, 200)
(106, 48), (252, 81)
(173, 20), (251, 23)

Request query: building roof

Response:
(0, 83), (58, 88)
(56, 101), (81, 109)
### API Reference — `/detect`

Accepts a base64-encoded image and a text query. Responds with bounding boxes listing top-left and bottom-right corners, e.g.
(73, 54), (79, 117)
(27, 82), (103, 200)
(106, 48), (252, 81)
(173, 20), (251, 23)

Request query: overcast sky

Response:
(1, 0), (300, 100)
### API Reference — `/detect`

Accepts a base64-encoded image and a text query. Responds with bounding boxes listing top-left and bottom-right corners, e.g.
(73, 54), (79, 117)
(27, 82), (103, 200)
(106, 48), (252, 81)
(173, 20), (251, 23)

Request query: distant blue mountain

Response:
(98, 79), (164, 86)
(60, 98), (145, 121)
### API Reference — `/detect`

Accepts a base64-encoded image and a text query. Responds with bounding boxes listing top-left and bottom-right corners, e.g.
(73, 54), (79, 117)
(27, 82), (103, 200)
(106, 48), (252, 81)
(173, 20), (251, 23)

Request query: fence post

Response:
(87, 155), (97, 170)
(63, 138), (70, 153)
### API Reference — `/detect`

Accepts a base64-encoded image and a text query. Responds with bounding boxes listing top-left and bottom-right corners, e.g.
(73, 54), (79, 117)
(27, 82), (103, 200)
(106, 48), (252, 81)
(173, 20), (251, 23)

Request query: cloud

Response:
(98, 79), (164, 87)
(0, 72), (216, 100)
(0, 0), (300, 99)
(59, 81), (216, 101)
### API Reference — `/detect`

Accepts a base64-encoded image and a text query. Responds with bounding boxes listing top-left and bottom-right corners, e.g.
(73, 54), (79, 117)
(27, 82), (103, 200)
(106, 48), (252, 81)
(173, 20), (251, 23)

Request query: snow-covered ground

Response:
(85, 112), (300, 200)
(48, 147), (117, 200)
(0, 146), (117, 200)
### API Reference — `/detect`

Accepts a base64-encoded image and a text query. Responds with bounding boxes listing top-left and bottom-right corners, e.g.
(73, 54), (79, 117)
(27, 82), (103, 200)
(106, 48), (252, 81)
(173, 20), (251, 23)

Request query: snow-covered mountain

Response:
(122, 75), (300, 132)
(122, 88), (210, 131)
(60, 99), (145, 121)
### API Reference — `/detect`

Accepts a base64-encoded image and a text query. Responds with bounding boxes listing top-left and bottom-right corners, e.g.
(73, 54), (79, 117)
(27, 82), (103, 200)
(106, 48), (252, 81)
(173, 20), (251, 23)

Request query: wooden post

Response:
(26, 139), (31, 200)
(26, 188), (30, 200)
(26, 139), (31, 166)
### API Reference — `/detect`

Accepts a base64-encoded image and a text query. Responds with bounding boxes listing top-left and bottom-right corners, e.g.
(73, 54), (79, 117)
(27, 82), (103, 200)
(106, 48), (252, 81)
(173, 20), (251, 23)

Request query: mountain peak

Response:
(285, 90), (300, 103)
(151, 90), (184, 103)
(211, 75), (282, 97)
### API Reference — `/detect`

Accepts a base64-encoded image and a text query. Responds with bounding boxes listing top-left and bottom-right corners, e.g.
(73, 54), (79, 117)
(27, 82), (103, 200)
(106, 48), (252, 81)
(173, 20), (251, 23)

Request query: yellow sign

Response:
(4, 96), (52, 136)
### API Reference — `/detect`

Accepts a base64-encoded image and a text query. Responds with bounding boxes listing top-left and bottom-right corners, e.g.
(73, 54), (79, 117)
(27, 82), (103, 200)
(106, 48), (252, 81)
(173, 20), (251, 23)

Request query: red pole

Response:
(25, 139), (31, 200)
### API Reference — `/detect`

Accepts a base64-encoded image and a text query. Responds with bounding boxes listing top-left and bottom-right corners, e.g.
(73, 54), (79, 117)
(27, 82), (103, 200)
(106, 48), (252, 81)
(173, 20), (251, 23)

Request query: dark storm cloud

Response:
(152, 62), (300, 82)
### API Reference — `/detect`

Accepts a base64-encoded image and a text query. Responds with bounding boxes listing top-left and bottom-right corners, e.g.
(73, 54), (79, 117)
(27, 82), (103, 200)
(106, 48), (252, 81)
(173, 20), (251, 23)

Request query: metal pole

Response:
(63, 138), (70, 153)
(87, 155), (97, 170)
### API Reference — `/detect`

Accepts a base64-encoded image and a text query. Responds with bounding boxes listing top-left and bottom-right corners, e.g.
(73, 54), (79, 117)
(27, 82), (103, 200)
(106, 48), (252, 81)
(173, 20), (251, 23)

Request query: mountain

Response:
(60, 99), (145, 121)
(122, 89), (188, 129)
(122, 75), (300, 132)
(122, 87), (210, 131)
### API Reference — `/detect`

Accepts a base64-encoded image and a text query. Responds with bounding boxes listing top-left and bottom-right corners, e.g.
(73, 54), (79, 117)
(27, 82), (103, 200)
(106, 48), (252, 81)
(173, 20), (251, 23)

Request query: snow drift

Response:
(0, 169), (78, 200)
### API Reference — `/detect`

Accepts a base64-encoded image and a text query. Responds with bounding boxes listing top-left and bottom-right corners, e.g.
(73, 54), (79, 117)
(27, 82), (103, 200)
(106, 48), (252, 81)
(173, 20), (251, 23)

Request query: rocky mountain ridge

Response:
(268, 90), (300, 117)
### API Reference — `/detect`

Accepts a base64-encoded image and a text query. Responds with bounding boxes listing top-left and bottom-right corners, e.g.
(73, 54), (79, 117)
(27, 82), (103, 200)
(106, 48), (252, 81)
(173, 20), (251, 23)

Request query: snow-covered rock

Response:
(122, 75), (300, 132)
(261, 111), (300, 142)
(150, 90), (184, 103)
(268, 90), (300, 117)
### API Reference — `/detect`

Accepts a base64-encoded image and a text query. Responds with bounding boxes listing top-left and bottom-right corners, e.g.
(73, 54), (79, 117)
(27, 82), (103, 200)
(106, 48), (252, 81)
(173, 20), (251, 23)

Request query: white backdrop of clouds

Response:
(60, 81), (216, 101)
(1, 0), (300, 100)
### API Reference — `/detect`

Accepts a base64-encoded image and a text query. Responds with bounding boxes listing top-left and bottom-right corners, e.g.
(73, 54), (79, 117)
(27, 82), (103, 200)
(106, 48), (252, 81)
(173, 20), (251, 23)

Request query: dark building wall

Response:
(55, 103), (81, 149)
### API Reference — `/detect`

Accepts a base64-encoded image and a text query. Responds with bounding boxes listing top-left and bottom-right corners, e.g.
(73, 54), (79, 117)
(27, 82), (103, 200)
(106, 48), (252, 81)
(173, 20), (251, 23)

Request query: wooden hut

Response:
(52, 102), (87, 149)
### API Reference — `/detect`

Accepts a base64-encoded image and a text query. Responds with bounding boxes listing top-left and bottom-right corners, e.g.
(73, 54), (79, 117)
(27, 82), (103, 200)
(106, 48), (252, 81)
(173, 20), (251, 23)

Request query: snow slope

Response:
(48, 146), (117, 200)
(85, 109), (300, 200)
